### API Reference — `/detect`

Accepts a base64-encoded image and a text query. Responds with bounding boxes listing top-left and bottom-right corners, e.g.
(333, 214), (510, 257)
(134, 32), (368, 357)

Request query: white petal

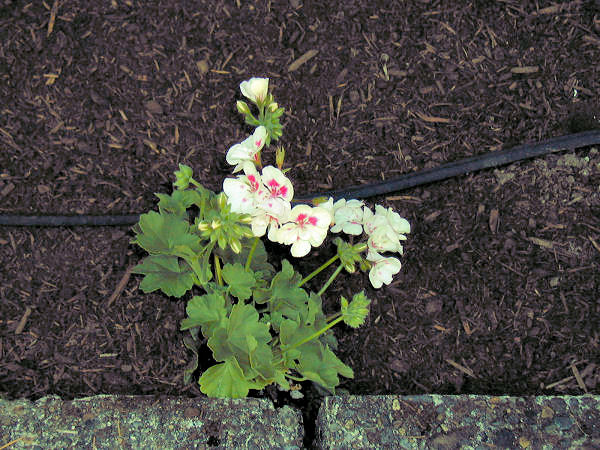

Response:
(240, 77), (269, 103)
(291, 240), (311, 257)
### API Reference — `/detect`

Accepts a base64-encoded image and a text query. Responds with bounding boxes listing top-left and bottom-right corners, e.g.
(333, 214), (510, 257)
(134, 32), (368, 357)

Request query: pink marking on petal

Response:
(255, 139), (262, 148)
(268, 179), (280, 188)
(280, 186), (288, 196)
(247, 175), (259, 191)
(296, 213), (307, 222)
(308, 216), (318, 226)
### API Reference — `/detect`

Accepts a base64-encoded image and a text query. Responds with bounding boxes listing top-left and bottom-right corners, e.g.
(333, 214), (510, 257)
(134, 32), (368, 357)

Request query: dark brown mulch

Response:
(1, 0), (599, 408)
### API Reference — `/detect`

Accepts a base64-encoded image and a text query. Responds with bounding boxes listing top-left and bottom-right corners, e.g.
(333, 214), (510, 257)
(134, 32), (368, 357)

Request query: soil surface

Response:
(1, 0), (599, 410)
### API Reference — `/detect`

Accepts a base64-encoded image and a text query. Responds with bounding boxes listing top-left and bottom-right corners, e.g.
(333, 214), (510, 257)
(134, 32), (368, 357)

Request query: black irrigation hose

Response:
(1, 130), (600, 227)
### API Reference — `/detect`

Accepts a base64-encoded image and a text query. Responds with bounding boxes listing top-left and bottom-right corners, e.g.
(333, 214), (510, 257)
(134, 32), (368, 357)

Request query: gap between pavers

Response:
(2, 394), (599, 449)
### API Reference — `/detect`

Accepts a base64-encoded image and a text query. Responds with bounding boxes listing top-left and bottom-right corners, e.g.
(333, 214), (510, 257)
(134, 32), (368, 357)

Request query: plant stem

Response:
(245, 237), (259, 271)
(283, 315), (344, 352)
(317, 264), (344, 297)
(285, 374), (307, 382)
(298, 254), (339, 287)
(214, 254), (223, 286)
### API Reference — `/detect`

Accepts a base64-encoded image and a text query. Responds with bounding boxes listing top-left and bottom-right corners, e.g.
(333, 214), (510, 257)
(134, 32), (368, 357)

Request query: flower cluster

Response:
(223, 77), (410, 288)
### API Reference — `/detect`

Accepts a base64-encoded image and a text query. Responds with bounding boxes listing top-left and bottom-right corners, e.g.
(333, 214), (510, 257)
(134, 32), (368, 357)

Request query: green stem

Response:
(317, 264), (344, 297)
(298, 254), (339, 287)
(283, 316), (344, 353)
(214, 254), (223, 286)
(285, 374), (307, 382)
(245, 237), (259, 271)
(326, 311), (342, 322)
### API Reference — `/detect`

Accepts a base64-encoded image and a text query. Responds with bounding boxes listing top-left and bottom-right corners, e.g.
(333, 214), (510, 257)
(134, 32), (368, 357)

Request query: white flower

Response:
(374, 204), (410, 237)
(226, 126), (267, 172)
(330, 199), (364, 235)
(260, 165), (294, 203)
(248, 165), (293, 239)
(315, 197), (335, 217)
(240, 77), (269, 104)
(367, 252), (402, 288)
(222, 164), (262, 215)
(275, 205), (332, 257)
(363, 205), (410, 255)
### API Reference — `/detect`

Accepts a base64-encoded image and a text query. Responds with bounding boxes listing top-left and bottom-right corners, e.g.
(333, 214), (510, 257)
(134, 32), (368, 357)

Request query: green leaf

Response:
(156, 189), (202, 217)
(182, 331), (199, 385)
(132, 255), (195, 298)
(296, 341), (354, 393)
(222, 263), (256, 301)
(173, 241), (214, 287)
(133, 211), (201, 255)
(304, 292), (324, 326)
(199, 358), (259, 398)
(173, 164), (193, 189)
(254, 260), (309, 329)
(180, 290), (228, 337)
(341, 291), (371, 328)
(207, 303), (271, 371)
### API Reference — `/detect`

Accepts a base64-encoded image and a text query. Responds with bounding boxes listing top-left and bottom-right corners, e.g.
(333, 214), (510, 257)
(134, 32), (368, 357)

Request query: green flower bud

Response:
(275, 146), (285, 169)
(216, 192), (228, 210)
(236, 100), (251, 115)
(268, 102), (278, 112)
(230, 238), (242, 254)
(239, 214), (253, 224)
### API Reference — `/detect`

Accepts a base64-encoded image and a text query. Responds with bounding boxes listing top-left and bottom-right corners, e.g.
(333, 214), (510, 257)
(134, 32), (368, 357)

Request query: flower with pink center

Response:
(260, 165), (294, 202)
(226, 126), (267, 172)
(250, 166), (294, 239)
(275, 205), (332, 257)
(222, 164), (262, 215)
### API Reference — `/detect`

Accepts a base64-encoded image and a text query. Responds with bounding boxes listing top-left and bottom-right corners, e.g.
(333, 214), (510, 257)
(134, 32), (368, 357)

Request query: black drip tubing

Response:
(1, 130), (599, 227)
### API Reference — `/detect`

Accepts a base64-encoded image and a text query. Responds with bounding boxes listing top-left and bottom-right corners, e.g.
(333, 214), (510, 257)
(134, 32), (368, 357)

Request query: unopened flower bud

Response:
(312, 196), (329, 207)
(230, 238), (242, 254)
(211, 219), (221, 229)
(216, 192), (228, 210)
(275, 146), (285, 169)
(236, 100), (251, 115)
(239, 214), (253, 224)
(344, 263), (356, 274)
(198, 222), (210, 231)
(268, 102), (278, 112)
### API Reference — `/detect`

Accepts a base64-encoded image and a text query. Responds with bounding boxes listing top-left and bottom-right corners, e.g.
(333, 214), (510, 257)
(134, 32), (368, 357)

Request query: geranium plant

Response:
(131, 77), (410, 398)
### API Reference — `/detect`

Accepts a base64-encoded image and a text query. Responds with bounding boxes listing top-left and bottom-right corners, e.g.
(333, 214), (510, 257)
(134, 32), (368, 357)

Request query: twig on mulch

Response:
(106, 265), (134, 307)
(570, 363), (588, 393)
(445, 358), (477, 378)
(14, 307), (32, 335)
